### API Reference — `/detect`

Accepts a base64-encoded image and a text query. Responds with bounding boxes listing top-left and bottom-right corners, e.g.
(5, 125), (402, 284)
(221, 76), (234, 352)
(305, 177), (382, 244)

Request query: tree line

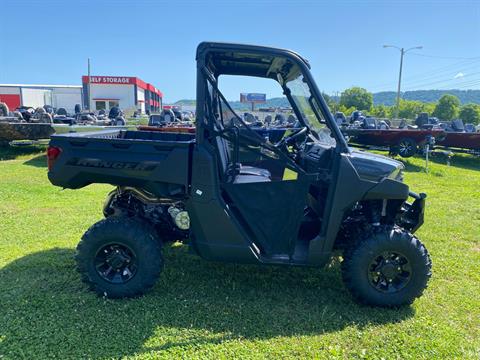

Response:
(325, 87), (480, 125)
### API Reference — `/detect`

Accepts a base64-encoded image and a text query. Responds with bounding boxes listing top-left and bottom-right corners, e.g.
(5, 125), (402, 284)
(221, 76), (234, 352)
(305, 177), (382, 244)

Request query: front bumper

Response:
(399, 191), (426, 233)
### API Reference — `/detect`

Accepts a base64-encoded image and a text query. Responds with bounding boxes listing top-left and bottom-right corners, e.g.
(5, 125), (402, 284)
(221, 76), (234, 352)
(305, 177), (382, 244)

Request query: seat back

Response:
(215, 135), (230, 174)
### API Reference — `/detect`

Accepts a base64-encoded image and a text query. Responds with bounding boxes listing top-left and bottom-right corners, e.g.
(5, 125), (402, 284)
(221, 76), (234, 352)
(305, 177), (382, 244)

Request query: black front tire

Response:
(76, 217), (163, 298)
(395, 137), (418, 158)
(342, 226), (431, 307)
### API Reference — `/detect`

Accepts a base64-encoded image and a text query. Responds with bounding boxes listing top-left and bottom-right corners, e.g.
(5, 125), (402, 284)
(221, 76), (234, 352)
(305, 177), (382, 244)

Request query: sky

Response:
(1, 0), (479, 103)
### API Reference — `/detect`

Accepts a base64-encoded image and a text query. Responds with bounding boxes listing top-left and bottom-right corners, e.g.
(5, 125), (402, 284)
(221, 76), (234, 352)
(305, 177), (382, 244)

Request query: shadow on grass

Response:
(0, 246), (414, 358)
(0, 144), (46, 161)
(23, 154), (47, 168)
(429, 151), (480, 171)
(400, 159), (425, 173)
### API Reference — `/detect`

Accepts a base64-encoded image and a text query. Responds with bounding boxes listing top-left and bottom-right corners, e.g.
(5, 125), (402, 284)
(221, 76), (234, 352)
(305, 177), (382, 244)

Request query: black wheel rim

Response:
(94, 243), (138, 284)
(399, 141), (413, 156)
(367, 251), (412, 293)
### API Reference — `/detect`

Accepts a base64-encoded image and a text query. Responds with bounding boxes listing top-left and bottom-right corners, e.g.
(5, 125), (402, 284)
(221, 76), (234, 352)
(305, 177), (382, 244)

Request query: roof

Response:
(0, 84), (82, 89)
(195, 41), (310, 69)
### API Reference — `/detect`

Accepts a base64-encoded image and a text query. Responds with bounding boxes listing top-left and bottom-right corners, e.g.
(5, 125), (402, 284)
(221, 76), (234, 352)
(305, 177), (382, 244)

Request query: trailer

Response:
(0, 120), (55, 146)
(343, 128), (446, 158)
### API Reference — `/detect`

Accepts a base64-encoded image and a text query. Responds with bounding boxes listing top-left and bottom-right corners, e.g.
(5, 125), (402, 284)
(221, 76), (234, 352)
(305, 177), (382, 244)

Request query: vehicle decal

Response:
(67, 158), (157, 171)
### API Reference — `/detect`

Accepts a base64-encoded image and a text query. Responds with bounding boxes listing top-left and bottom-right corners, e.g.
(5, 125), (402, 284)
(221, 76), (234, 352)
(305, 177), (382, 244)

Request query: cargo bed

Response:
(48, 129), (195, 197)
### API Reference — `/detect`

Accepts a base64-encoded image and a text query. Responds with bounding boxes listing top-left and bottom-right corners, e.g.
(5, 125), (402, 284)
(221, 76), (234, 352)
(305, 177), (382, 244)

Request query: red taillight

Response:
(47, 146), (62, 171)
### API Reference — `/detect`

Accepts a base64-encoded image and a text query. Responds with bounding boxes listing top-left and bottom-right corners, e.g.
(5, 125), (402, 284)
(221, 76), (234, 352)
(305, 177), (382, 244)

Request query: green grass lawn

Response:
(0, 146), (479, 359)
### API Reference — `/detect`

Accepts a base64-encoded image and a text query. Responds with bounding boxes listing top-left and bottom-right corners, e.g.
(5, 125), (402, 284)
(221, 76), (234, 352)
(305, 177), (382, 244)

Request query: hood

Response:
(349, 149), (404, 182)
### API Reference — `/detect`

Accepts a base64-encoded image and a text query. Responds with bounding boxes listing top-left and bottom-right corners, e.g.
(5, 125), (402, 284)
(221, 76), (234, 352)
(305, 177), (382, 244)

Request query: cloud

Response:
(454, 72), (465, 79)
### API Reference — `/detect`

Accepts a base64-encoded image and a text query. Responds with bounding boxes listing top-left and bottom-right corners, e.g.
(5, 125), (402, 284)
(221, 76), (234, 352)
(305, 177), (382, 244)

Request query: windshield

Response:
(285, 73), (336, 146)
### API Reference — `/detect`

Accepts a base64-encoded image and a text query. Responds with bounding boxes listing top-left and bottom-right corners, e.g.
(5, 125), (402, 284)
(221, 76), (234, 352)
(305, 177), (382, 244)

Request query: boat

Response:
(436, 132), (480, 154)
(0, 120), (55, 146)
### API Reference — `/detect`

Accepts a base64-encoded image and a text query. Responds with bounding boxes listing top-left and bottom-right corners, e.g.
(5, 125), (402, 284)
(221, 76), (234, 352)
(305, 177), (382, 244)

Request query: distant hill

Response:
(174, 99), (196, 106)
(373, 90), (480, 106)
(175, 89), (480, 109)
(175, 97), (289, 111)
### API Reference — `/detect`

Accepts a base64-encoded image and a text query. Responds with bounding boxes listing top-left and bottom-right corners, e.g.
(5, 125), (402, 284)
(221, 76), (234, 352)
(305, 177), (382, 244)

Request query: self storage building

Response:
(82, 76), (162, 114)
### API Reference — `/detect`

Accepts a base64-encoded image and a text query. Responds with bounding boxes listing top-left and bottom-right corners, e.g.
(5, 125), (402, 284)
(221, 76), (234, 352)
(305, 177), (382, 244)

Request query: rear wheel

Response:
(342, 226), (431, 307)
(76, 217), (163, 298)
(393, 137), (418, 158)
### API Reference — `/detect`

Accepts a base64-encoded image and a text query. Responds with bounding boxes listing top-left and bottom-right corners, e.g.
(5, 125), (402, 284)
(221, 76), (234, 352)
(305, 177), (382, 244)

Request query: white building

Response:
(0, 84), (82, 113)
(82, 76), (162, 114)
(0, 76), (163, 115)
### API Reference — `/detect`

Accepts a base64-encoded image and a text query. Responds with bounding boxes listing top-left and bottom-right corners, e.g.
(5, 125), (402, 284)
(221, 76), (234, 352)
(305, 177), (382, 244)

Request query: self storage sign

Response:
(88, 76), (134, 84)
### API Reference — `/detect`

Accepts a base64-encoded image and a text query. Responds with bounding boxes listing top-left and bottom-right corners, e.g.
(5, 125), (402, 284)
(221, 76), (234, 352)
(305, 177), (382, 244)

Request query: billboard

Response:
(240, 93), (266, 103)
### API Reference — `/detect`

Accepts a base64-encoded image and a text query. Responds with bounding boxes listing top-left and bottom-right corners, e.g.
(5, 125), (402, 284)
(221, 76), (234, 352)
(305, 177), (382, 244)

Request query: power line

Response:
(369, 58), (480, 92)
(403, 71), (480, 90)
(409, 52), (480, 60)
(401, 58), (478, 81)
(401, 62), (480, 87)
(437, 78), (480, 90)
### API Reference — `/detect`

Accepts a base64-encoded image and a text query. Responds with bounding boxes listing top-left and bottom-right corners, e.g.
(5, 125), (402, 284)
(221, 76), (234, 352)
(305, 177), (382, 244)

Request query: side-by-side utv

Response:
(47, 42), (431, 307)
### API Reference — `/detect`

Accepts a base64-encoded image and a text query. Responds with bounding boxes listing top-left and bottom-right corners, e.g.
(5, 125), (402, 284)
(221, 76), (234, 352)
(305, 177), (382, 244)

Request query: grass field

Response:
(0, 146), (479, 359)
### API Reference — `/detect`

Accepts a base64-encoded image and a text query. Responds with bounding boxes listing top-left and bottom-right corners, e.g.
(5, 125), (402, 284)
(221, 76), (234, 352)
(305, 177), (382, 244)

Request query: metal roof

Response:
(0, 84), (82, 89)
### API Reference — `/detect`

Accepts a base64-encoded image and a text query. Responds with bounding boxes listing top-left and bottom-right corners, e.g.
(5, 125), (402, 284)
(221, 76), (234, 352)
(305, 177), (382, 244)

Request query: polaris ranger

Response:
(47, 42), (431, 306)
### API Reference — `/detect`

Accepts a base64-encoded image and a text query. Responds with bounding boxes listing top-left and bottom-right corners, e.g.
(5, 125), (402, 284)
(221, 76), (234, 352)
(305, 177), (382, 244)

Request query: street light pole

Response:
(383, 45), (423, 119)
(395, 48), (404, 120)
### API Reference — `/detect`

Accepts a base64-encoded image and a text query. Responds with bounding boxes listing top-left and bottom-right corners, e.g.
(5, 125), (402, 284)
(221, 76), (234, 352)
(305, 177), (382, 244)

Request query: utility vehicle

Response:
(47, 42), (431, 306)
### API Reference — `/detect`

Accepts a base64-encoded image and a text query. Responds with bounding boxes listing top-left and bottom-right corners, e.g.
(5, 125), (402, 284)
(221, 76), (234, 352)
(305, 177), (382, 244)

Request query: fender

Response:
(363, 178), (409, 200)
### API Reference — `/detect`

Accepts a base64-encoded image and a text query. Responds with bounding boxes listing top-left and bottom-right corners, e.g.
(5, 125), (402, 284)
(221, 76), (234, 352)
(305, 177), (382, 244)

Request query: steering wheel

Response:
(274, 126), (308, 150)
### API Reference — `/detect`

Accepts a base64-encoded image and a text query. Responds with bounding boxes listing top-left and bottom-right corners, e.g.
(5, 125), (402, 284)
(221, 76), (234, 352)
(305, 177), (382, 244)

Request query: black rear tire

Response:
(394, 137), (418, 158)
(342, 226), (431, 307)
(76, 217), (163, 298)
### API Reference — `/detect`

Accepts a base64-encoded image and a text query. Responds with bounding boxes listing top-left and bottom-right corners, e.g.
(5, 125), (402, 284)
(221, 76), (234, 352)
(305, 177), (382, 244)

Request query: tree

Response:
(371, 104), (391, 118)
(321, 92), (338, 112)
(321, 92), (332, 104)
(340, 87), (373, 111)
(337, 104), (356, 117)
(433, 94), (460, 121)
(422, 102), (436, 116)
(396, 100), (424, 120)
(459, 103), (480, 125)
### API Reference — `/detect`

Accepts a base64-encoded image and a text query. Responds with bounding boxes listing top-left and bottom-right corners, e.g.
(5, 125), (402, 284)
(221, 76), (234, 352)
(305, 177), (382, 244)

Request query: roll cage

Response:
(195, 42), (349, 153)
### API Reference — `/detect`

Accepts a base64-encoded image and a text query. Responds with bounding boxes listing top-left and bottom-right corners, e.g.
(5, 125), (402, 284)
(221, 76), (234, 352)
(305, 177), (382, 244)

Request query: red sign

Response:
(82, 76), (135, 85)
(81, 76), (163, 97)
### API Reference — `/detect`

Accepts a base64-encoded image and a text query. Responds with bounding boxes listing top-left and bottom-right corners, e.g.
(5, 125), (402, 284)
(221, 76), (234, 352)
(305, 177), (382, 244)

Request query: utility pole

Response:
(87, 58), (91, 111)
(383, 45), (423, 119)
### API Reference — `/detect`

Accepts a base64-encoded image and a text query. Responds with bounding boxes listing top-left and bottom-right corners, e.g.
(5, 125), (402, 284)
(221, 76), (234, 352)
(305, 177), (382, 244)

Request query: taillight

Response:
(47, 146), (62, 171)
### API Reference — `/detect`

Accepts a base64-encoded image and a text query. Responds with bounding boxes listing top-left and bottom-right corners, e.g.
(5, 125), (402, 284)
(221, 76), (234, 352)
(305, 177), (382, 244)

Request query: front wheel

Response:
(342, 226), (431, 307)
(76, 217), (163, 298)
(392, 137), (418, 158)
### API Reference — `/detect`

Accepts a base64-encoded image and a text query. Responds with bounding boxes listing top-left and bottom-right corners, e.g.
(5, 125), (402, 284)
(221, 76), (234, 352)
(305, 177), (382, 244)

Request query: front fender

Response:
(363, 178), (409, 200)
(399, 192), (426, 233)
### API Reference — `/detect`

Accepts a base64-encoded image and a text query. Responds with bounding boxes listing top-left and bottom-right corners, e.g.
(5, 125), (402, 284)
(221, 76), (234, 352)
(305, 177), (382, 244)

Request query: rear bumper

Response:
(399, 191), (426, 233)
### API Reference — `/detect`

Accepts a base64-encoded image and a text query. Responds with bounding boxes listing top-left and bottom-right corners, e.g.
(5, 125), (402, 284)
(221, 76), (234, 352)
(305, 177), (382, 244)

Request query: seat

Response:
(215, 135), (271, 183)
